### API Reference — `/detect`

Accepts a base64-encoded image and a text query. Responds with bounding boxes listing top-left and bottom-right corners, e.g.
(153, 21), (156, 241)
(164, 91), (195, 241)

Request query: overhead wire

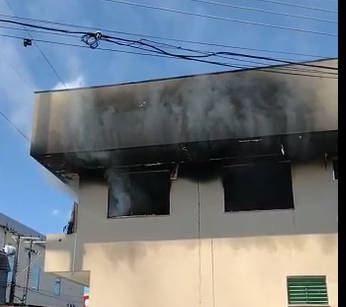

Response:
(0, 31), (338, 81)
(0, 13), (334, 60)
(0, 48), (34, 89)
(136, 37), (338, 71)
(148, 39), (338, 76)
(0, 51), (32, 142)
(98, 0), (338, 37)
(184, 0), (338, 24)
(0, 18), (338, 74)
(0, 109), (30, 141)
(238, 0), (338, 14)
(3, 0), (68, 89)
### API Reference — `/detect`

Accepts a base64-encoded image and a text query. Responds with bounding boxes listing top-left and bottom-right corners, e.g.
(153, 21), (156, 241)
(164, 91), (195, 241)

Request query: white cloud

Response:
(52, 209), (61, 217)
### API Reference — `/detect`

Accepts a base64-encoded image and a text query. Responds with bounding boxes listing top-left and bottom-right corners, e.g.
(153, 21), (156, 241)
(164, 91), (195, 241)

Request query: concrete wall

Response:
(46, 160), (338, 307)
(0, 214), (84, 307)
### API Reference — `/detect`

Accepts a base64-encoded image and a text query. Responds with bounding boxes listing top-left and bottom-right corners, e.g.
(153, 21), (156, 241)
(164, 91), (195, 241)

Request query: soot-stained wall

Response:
(31, 60), (338, 157)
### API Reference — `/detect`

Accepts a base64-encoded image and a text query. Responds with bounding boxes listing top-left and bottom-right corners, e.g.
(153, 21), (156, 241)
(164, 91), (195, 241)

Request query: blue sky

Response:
(0, 0), (338, 235)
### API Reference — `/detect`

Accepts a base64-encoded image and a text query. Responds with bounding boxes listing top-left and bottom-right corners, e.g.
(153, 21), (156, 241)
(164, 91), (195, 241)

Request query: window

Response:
(223, 161), (294, 212)
(287, 276), (329, 306)
(108, 170), (171, 218)
(31, 266), (41, 290)
(7, 255), (14, 283)
(333, 159), (338, 181)
(54, 277), (61, 296)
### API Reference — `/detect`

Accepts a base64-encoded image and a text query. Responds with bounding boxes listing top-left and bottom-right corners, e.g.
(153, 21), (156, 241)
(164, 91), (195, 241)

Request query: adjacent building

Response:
(31, 59), (338, 307)
(0, 212), (84, 307)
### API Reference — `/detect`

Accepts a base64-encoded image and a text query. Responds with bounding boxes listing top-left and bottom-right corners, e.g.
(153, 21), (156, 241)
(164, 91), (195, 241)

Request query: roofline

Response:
(0, 212), (45, 239)
(34, 57), (338, 95)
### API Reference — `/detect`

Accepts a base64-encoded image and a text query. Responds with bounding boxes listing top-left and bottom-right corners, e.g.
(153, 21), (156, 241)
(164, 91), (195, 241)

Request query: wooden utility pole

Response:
(9, 233), (21, 305)
(23, 239), (34, 304)
(1, 223), (8, 249)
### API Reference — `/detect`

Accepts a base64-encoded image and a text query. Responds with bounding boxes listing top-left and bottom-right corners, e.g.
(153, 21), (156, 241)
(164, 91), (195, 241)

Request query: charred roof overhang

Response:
(30, 59), (338, 186)
(33, 130), (338, 185)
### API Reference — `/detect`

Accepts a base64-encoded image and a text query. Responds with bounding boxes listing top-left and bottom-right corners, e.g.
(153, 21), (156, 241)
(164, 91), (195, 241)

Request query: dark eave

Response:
(33, 130), (338, 185)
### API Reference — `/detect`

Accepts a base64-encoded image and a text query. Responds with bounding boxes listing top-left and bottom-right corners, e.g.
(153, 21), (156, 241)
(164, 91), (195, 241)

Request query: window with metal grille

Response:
(287, 276), (329, 306)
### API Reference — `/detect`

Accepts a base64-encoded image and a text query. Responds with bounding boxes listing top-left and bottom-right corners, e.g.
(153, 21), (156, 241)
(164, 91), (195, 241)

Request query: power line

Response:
(0, 19), (339, 76)
(98, 0), (338, 37)
(0, 13), (333, 60)
(0, 109), (30, 141)
(0, 48), (34, 89)
(0, 32), (338, 82)
(3, 23), (337, 71)
(240, 0), (338, 14)
(145, 39), (338, 76)
(0, 18), (339, 74)
(0, 23), (337, 66)
(3, 0), (67, 89)
(184, 0), (338, 24)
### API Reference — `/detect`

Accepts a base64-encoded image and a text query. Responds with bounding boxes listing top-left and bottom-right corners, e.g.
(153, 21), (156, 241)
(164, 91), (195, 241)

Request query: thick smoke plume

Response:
(106, 170), (132, 217)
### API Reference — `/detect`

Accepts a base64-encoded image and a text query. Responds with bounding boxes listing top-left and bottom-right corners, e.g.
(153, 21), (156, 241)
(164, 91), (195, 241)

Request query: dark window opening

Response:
(223, 161), (294, 212)
(108, 171), (171, 218)
(333, 159), (338, 181)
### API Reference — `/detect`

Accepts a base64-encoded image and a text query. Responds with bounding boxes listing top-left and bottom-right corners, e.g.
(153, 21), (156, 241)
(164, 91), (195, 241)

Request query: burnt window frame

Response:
(332, 158), (338, 181)
(222, 161), (295, 213)
(107, 169), (172, 219)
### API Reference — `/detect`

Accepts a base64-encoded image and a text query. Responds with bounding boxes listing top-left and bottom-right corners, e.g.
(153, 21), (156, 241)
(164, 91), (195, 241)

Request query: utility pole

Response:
(22, 238), (39, 304)
(1, 223), (8, 249)
(23, 240), (33, 304)
(9, 232), (21, 305)
(1, 224), (43, 306)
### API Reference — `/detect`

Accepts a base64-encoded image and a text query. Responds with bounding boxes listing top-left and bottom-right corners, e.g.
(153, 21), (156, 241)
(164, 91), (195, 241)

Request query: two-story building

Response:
(0, 212), (84, 307)
(30, 59), (338, 307)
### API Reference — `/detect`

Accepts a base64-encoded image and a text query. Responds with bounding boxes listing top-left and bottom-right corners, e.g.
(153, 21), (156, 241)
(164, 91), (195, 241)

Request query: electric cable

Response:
(0, 109), (30, 141)
(0, 12), (334, 60)
(1, 22), (338, 70)
(0, 48), (34, 89)
(3, 0), (68, 89)
(148, 39), (338, 76)
(235, 0), (338, 14)
(0, 18), (338, 74)
(98, 0), (338, 37)
(184, 0), (338, 24)
(0, 31), (338, 80)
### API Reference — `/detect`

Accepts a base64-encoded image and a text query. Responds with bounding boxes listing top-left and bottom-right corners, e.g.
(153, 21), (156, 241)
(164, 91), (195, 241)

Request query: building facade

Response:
(31, 60), (338, 307)
(0, 213), (84, 307)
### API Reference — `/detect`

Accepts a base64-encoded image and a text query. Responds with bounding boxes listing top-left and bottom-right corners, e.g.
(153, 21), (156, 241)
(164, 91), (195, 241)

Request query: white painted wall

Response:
(46, 159), (338, 307)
